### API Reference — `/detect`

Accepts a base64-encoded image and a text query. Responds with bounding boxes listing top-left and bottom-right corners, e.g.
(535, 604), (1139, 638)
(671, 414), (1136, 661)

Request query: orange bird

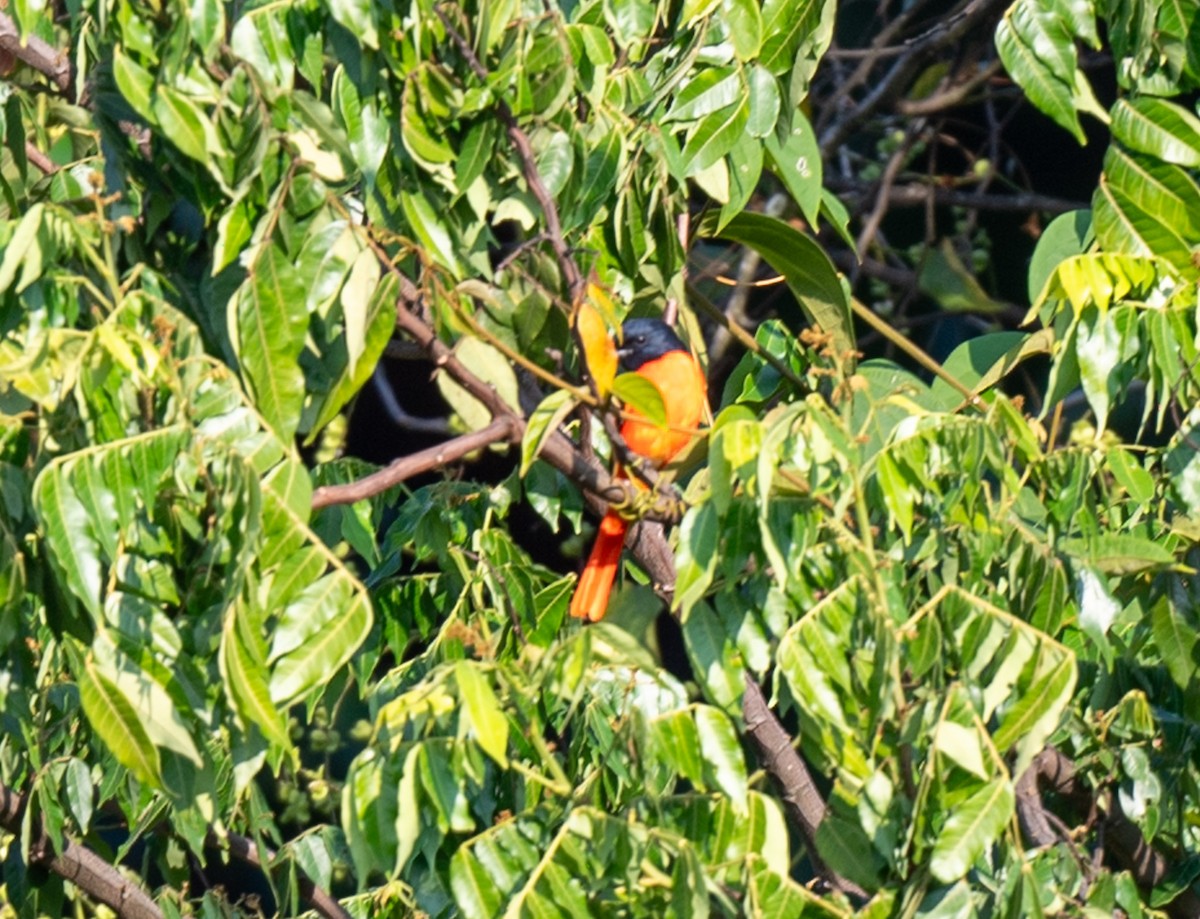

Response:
(569, 318), (707, 622)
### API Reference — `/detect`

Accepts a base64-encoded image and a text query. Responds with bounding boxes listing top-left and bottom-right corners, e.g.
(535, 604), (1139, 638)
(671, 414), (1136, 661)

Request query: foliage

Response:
(0, 0), (1199, 914)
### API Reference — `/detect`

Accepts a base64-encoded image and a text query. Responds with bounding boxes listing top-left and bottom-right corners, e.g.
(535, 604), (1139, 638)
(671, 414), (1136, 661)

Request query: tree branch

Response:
(206, 829), (350, 919)
(433, 5), (584, 303)
(827, 176), (1086, 215)
(0, 12), (71, 93)
(0, 779), (161, 919)
(1015, 746), (1200, 918)
(895, 59), (1004, 116)
(818, 0), (1008, 155)
(387, 292), (684, 521)
(741, 675), (869, 901)
(312, 418), (518, 509)
(25, 141), (58, 174)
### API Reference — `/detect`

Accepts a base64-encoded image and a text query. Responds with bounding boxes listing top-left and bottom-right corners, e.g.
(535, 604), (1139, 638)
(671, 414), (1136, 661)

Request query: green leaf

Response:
(681, 0), (722, 26)
(0, 202), (44, 294)
(1151, 597), (1197, 688)
(436, 337), (520, 432)
(1111, 96), (1200, 167)
(919, 240), (1009, 315)
(682, 603), (742, 712)
(1107, 447), (1155, 504)
(876, 449), (914, 541)
(967, 329), (1055, 397)
(526, 32), (575, 119)
(760, 0), (833, 78)
(455, 119), (498, 194)
(189, 0), (226, 58)
(230, 8), (295, 87)
(401, 189), (465, 277)
(521, 389), (577, 476)
(929, 779), (1014, 883)
(329, 0), (378, 48)
(1058, 533), (1175, 574)
(1075, 306), (1123, 431)
(665, 67), (741, 123)
(746, 66), (781, 138)
(927, 331), (1028, 409)
(995, 0), (1087, 143)
(695, 705), (748, 809)
(308, 264), (397, 437)
(152, 86), (214, 163)
(73, 647), (162, 787)
(1027, 209), (1094, 303)
(603, 0), (656, 48)
(683, 97), (750, 173)
(723, 0), (764, 59)
(653, 710), (705, 785)
(112, 46), (156, 123)
(992, 655), (1075, 776)
(455, 661), (510, 767)
(333, 68), (389, 185)
(612, 371), (667, 427)
(234, 244), (308, 442)
(933, 720), (988, 780)
(697, 211), (854, 358)
(268, 564), (373, 703)
(220, 600), (291, 750)
(675, 503), (719, 616)
(450, 843), (506, 919)
(765, 111), (822, 227)
(1092, 146), (1200, 271)
(62, 758), (94, 834)
(718, 137), (764, 230)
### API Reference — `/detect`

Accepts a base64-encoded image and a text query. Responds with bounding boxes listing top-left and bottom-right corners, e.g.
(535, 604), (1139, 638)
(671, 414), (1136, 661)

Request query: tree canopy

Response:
(2, 0), (1200, 914)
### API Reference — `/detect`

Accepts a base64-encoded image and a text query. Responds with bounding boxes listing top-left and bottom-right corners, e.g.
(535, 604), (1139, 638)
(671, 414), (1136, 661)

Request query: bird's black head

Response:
(618, 318), (687, 371)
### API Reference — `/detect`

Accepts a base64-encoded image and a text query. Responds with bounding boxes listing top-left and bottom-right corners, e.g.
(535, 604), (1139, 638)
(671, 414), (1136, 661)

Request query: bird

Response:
(568, 317), (707, 622)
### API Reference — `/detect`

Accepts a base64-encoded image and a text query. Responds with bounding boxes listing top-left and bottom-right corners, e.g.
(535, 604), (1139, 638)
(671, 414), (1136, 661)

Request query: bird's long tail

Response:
(568, 510), (628, 622)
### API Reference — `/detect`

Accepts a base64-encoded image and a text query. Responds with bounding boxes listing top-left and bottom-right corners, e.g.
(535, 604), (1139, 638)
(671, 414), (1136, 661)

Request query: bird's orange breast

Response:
(620, 350), (706, 466)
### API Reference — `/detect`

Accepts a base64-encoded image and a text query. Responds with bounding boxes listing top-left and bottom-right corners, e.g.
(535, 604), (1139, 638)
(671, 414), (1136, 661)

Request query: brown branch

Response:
(856, 124), (923, 260)
(0, 13), (71, 93)
(827, 176), (1086, 215)
(389, 293), (684, 519)
(433, 6), (584, 303)
(741, 675), (869, 901)
(206, 829), (350, 919)
(0, 779), (161, 919)
(818, 0), (1008, 155)
(895, 60), (1004, 116)
(1016, 747), (1200, 919)
(25, 141), (58, 174)
(311, 418), (518, 509)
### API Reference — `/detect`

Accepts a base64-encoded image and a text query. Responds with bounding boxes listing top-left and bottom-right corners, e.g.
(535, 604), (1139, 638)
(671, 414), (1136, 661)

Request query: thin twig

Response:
(850, 296), (984, 409)
(818, 0), (1008, 155)
(433, 6), (584, 303)
(828, 176), (1086, 214)
(705, 194), (788, 373)
(856, 122), (923, 262)
(896, 59), (1004, 116)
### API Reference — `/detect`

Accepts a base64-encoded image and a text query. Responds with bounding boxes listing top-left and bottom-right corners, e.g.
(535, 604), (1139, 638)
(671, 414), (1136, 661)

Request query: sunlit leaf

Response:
(929, 779), (1014, 883)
